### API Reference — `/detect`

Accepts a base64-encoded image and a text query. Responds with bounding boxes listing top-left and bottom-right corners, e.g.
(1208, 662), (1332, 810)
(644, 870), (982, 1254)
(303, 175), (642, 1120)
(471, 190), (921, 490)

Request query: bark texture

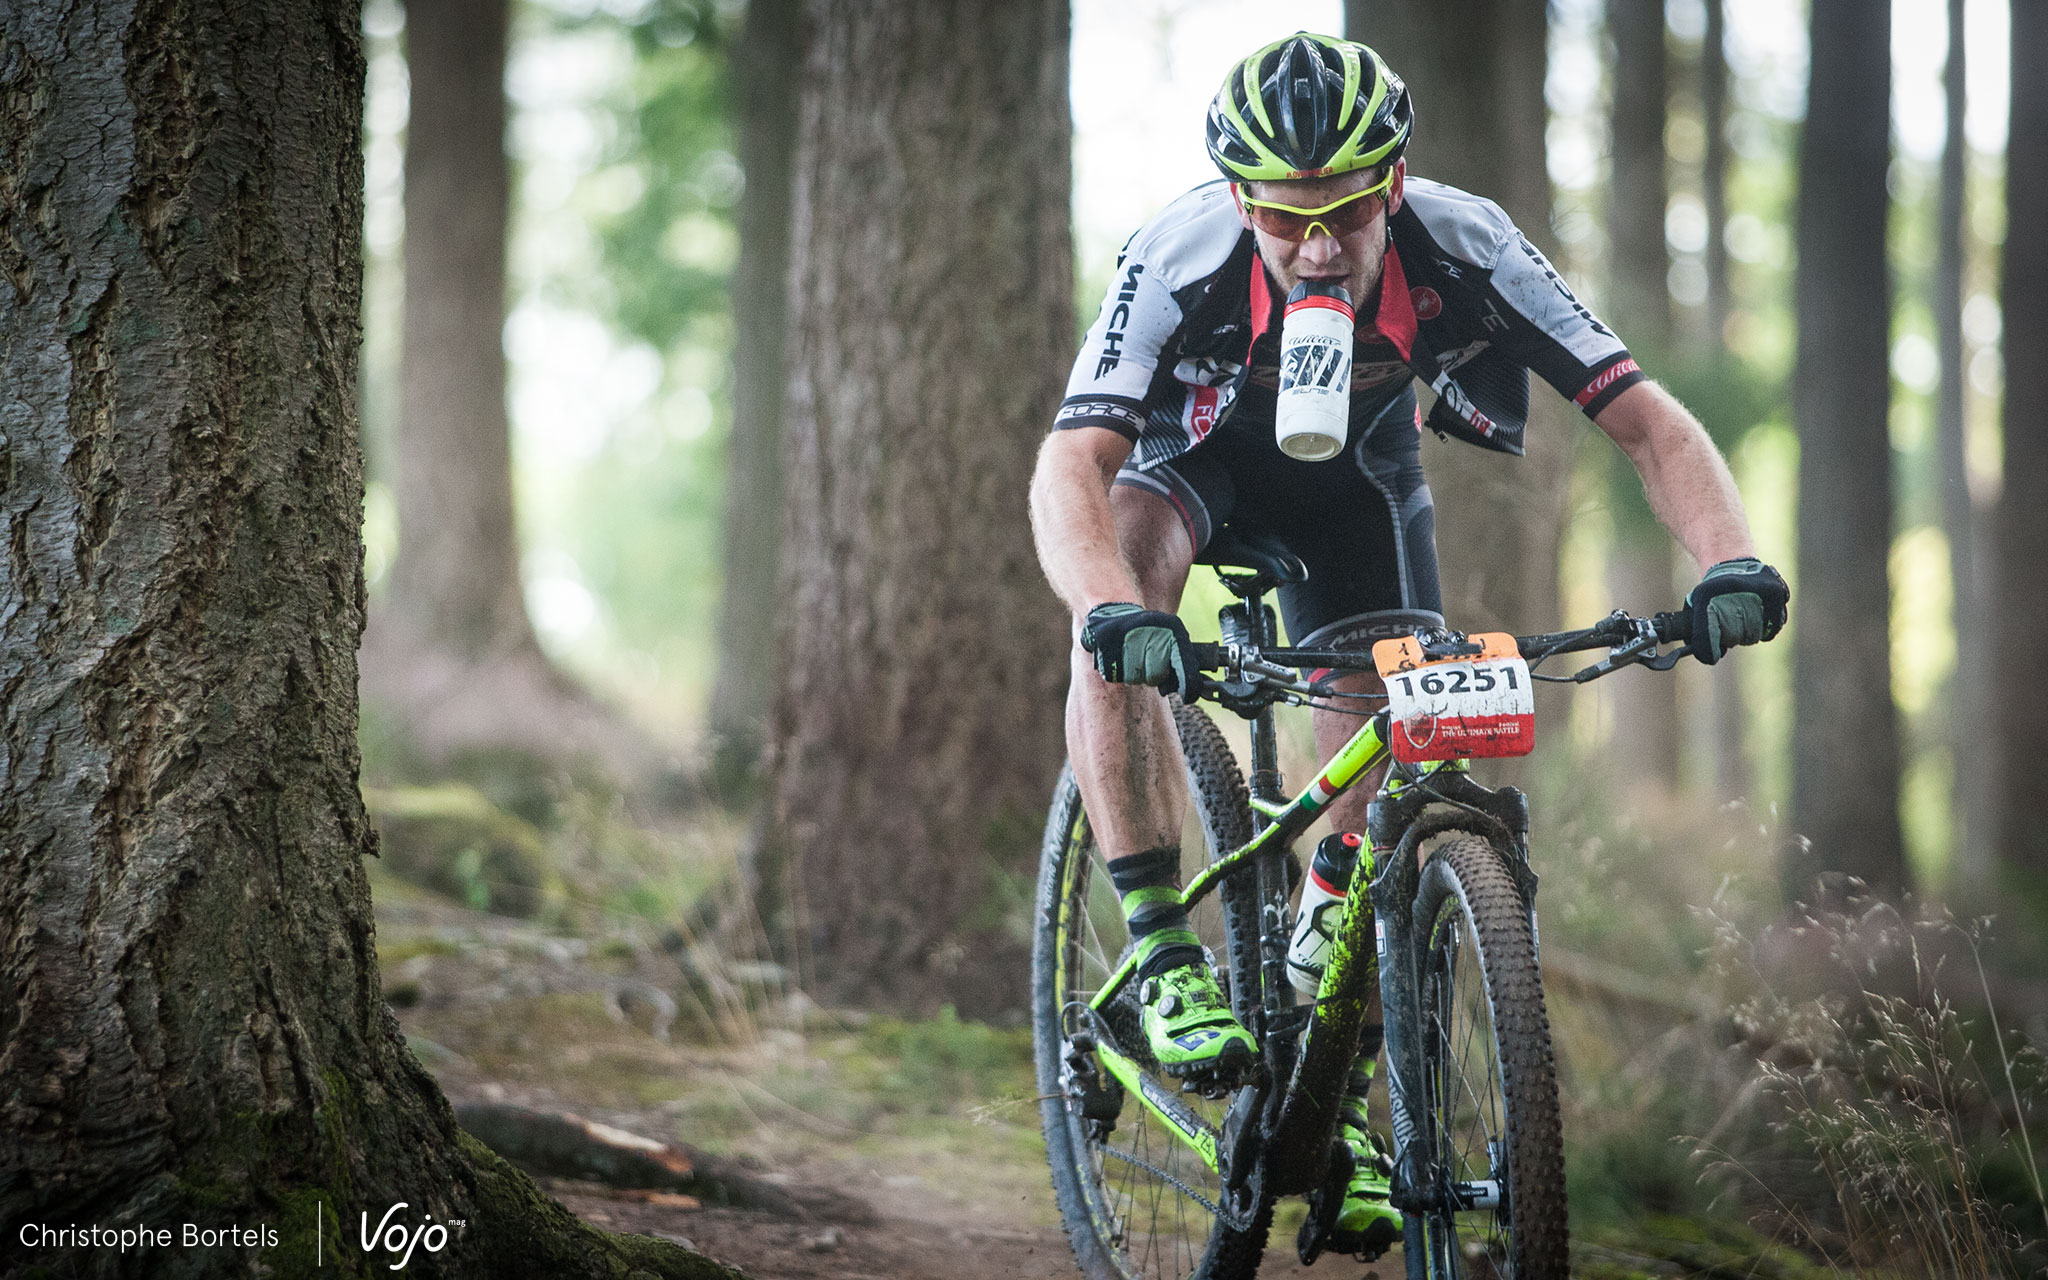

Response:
(1347, 0), (1571, 637)
(708, 0), (806, 793)
(1604, 0), (1681, 788)
(359, 0), (651, 777)
(0, 5), (734, 1275)
(1787, 0), (1906, 902)
(1994, 0), (2048, 888)
(759, 0), (1072, 1013)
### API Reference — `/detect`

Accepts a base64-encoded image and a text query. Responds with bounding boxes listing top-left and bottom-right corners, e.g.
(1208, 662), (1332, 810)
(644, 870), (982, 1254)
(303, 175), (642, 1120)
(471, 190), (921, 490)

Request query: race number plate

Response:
(1371, 633), (1535, 763)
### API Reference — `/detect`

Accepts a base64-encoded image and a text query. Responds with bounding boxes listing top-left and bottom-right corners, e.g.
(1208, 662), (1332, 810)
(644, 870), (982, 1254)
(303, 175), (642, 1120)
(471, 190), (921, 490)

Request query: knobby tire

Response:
(1410, 835), (1569, 1278)
(1034, 703), (1274, 1280)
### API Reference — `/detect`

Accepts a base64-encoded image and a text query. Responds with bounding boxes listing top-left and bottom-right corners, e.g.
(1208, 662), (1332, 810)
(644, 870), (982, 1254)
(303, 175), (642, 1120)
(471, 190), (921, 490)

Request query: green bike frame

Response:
(1082, 709), (1395, 1172)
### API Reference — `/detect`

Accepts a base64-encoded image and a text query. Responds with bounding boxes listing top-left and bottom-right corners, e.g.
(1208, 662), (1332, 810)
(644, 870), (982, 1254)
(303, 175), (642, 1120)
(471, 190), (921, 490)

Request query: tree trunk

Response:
(1699, 0), (1751, 803)
(0, 4), (734, 1276)
(360, 0), (651, 779)
(1346, 0), (1569, 639)
(1994, 0), (2048, 890)
(1939, 0), (1989, 904)
(707, 0), (806, 796)
(1788, 0), (1906, 903)
(1604, 0), (1681, 790)
(758, 0), (1072, 1013)
(1701, 0), (1732, 344)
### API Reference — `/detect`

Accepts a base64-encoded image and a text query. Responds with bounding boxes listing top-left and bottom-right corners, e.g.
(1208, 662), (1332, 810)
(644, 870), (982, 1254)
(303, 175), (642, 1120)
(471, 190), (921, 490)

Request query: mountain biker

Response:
(1028, 32), (1787, 1255)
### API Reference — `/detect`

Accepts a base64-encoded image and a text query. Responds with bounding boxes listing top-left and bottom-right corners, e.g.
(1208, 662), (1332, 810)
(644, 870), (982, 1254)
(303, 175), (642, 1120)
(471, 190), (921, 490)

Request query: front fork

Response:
(1364, 768), (1533, 1279)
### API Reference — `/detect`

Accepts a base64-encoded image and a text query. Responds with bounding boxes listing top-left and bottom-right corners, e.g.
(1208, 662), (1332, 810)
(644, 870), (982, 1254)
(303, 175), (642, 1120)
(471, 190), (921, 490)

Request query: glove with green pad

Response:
(1685, 558), (1789, 664)
(1081, 603), (1195, 699)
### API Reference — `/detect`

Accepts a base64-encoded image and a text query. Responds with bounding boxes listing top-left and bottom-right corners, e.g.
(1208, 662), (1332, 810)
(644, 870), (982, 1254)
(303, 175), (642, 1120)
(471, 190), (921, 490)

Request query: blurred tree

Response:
(361, 0), (651, 777)
(1787, 0), (1906, 902)
(1698, 0), (1751, 802)
(1995, 0), (2048, 892)
(1700, 0), (1731, 345)
(757, 0), (1072, 1013)
(1346, 0), (1569, 639)
(0, 4), (731, 1274)
(709, 0), (806, 794)
(1604, 0), (1682, 789)
(1940, 0), (1991, 901)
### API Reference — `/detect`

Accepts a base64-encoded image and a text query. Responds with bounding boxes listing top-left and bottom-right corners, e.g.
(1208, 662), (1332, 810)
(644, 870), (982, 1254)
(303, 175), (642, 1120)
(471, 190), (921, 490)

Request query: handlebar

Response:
(1183, 605), (1695, 711)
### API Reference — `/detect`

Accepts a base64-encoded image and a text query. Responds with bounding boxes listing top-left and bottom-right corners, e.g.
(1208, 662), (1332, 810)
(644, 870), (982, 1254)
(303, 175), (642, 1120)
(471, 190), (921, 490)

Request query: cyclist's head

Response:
(1205, 33), (1412, 183)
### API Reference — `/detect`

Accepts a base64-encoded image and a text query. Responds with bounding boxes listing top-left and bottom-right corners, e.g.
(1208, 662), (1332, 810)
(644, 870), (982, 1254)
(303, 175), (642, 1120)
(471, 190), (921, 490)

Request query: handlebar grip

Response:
(1189, 642), (1225, 671)
(1652, 608), (1692, 644)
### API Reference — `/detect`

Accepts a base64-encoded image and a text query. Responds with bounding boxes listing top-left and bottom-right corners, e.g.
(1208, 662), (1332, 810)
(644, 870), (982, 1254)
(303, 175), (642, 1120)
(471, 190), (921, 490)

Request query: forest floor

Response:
(370, 865), (1368, 1279)
(369, 851), (1860, 1280)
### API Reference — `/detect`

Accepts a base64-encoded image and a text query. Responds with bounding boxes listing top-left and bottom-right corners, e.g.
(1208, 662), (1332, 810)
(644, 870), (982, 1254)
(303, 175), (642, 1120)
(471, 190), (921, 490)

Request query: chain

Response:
(1095, 1142), (1223, 1218)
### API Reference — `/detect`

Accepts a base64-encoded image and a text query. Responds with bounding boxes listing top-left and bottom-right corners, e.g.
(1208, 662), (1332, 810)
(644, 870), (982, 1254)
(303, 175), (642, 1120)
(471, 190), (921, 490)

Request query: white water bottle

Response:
(1275, 281), (1354, 461)
(1287, 832), (1365, 995)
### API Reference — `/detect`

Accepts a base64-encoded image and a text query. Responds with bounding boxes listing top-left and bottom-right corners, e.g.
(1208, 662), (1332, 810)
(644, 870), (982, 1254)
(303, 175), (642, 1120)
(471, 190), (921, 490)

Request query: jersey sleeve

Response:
(1482, 232), (1645, 417)
(1054, 248), (1188, 441)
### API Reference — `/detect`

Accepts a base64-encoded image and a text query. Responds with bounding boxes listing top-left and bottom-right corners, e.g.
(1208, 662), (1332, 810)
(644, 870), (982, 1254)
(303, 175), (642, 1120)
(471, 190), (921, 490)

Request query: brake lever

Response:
(1566, 625), (1669, 682)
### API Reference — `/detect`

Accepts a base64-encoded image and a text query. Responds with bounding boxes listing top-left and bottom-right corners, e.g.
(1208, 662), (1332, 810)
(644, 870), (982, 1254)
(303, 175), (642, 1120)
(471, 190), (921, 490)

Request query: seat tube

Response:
(1233, 589), (1286, 812)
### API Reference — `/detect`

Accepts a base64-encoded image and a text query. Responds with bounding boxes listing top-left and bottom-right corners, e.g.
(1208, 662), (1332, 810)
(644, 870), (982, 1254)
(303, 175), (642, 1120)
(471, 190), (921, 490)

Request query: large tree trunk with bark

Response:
(1787, 0), (1906, 903)
(1346, 0), (1570, 638)
(756, 0), (1072, 1013)
(1604, 0), (1681, 790)
(0, 5), (733, 1276)
(708, 0), (806, 795)
(1994, 1), (2048, 891)
(359, 0), (651, 779)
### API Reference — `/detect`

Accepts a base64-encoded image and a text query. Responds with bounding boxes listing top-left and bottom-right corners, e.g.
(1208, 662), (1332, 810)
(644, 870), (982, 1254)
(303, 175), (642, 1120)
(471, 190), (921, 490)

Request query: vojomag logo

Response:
(356, 1203), (463, 1271)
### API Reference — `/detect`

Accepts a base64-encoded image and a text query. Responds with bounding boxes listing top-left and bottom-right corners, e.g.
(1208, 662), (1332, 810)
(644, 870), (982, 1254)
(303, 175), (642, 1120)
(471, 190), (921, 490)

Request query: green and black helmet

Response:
(1205, 33), (1413, 182)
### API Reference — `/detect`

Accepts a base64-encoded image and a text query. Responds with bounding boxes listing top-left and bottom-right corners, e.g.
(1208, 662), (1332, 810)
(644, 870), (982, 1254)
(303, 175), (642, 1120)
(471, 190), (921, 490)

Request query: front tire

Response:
(1408, 835), (1569, 1278)
(1033, 703), (1273, 1280)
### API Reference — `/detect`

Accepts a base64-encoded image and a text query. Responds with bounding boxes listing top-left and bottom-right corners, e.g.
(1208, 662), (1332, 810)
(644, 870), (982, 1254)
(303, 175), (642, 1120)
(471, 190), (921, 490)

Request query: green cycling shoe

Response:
(1137, 960), (1259, 1083)
(1330, 1085), (1403, 1259)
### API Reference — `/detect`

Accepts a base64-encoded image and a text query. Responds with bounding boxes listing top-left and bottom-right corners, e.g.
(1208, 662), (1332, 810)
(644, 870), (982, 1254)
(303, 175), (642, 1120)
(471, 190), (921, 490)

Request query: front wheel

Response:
(1409, 835), (1569, 1278)
(1032, 703), (1273, 1280)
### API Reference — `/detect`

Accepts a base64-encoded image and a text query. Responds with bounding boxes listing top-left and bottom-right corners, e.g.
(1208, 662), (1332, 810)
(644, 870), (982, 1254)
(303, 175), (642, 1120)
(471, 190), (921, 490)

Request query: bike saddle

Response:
(1196, 527), (1308, 597)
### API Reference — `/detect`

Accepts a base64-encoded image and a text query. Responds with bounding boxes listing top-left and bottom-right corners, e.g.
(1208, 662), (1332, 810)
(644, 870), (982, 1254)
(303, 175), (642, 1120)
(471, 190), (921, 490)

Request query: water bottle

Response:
(1275, 281), (1354, 461)
(1286, 831), (1365, 995)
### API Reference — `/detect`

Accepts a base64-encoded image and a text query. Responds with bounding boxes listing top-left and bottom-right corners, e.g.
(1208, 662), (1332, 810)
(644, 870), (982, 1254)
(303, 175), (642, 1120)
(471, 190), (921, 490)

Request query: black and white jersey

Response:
(1055, 177), (1644, 468)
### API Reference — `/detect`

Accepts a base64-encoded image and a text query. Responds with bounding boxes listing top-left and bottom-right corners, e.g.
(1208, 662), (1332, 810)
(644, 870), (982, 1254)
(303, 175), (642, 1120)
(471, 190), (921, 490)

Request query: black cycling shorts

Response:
(1114, 385), (1444, 651)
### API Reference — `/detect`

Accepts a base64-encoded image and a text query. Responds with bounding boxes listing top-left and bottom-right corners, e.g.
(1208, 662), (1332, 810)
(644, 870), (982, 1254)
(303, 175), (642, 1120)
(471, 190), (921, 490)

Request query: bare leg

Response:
(1063, 484), (1198, 863)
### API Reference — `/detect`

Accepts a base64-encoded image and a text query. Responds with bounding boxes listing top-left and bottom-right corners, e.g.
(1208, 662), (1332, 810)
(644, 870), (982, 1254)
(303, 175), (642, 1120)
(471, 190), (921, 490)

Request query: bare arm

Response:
(1593, 379), (1757, 571)
(1029, 427), (1142, 616)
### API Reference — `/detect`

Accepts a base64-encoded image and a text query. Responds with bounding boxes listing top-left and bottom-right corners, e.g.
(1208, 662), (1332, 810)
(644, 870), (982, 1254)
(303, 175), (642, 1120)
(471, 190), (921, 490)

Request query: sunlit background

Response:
(357, 0), (2013, 882)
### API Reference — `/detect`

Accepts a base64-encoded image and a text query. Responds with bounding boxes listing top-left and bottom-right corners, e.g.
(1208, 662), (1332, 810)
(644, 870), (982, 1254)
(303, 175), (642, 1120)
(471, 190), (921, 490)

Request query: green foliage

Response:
(850, 1006), (1035, 1116)
(517, 0), (743, 727)
(551, 0), (737, 352)
(366, 783), (560, 918)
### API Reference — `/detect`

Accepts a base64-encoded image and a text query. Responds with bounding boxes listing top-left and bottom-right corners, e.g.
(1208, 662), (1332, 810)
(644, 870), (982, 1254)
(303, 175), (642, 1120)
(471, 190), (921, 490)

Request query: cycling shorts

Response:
(1113, 386), (1445, 653)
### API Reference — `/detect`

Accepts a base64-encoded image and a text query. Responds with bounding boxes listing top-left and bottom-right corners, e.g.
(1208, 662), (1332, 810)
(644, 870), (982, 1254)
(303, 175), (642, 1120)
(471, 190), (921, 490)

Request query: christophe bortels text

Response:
(19, 1222), (281, 1251)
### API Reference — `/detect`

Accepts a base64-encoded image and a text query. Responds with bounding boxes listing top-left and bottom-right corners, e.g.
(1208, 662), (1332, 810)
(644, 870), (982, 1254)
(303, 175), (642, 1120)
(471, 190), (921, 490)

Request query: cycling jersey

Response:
(1055, 177), (1644, 469)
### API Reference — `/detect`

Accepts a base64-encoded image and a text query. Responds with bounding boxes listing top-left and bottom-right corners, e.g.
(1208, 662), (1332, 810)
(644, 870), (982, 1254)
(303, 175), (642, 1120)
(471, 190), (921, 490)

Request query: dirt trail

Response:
(546, 1160), (1397, 1280)
(373, 874), (1405, 1280)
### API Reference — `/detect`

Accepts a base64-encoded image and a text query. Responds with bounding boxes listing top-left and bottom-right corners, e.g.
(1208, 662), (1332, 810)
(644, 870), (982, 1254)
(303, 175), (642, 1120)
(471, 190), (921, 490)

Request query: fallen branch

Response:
(455, 1100), (809, 1217)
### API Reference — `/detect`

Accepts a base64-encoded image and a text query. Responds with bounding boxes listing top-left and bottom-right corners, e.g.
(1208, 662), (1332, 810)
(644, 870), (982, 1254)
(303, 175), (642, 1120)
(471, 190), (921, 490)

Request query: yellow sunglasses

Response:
(1235, 170), (1395, 242)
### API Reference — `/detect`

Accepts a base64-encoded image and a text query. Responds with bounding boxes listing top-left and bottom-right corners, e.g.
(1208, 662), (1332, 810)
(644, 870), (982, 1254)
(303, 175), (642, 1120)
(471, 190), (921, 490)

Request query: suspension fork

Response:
(1367, 771), (1533, 1276)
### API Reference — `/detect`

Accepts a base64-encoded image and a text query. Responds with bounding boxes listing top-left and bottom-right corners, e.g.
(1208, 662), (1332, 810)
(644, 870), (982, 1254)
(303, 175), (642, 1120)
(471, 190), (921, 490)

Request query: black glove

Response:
(1685, 558), (1789, 664)
(1081, 603), (1195, 698)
